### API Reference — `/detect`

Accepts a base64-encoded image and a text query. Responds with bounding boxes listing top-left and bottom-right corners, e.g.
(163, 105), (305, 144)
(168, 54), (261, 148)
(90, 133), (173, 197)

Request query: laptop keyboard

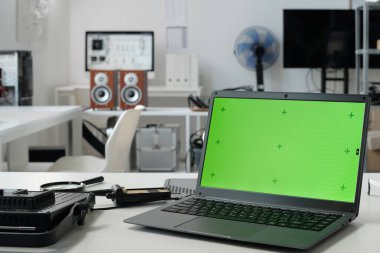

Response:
(163, 198), (342, 231)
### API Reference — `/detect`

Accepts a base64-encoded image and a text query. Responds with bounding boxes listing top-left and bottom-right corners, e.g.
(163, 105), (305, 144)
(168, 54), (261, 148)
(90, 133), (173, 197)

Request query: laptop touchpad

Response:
(175, 217), (265, 238)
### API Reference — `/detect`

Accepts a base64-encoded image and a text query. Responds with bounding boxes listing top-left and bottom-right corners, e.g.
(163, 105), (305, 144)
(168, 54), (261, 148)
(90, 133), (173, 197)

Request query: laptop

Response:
(125, 91), (369, 249)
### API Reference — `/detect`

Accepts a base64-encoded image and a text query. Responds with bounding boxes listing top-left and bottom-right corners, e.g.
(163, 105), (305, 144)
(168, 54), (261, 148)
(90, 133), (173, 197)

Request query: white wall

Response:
(0, 0), (70, 105)
(187, 0), (349, 94)
(33, 0), (70, 105)
(2, 0), (368, 104)
(68, 0), (357, 96)
(69, 0), (167, 88)
(0, 0), (70, 149)
(2, 0), (377, 163)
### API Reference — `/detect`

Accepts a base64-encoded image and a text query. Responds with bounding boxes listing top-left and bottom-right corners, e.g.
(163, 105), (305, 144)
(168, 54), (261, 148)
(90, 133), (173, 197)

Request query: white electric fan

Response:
(234, 26), (279, 91)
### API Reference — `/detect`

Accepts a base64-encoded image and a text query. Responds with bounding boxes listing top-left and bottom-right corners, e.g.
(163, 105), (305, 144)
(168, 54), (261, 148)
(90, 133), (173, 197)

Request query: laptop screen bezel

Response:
(195, 91), (369, 214)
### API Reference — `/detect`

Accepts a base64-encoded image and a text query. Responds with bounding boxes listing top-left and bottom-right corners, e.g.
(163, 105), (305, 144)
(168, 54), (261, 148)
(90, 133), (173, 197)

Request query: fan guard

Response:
(233, 26), (279, 91)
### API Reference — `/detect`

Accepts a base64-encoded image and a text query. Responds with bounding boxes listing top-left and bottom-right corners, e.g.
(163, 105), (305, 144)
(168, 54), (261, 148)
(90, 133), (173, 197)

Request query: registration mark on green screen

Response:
(201, 98), (365, 203)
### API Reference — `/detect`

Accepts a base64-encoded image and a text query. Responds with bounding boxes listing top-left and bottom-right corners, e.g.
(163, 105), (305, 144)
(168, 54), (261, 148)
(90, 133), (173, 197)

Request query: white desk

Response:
(0, 106), (82, 171)
(85, 107), (209, 171)
(0, 172), (378, 253)
(55, 85), (204, 104)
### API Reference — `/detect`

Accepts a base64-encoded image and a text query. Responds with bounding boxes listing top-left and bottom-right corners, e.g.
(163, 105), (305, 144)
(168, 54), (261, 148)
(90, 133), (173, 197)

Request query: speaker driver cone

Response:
(121, 86), (141, 105)
(91, 85), (112, 105)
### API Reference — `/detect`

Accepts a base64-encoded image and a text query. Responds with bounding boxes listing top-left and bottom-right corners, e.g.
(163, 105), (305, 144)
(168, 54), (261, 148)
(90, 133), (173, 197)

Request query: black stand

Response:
(254, 46), (265, 92)
(321, 67), (349, 94)
(256, 59), (264, 91)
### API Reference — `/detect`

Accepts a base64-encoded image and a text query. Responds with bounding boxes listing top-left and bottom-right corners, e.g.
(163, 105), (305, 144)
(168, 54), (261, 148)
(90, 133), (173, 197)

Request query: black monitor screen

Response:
(283, 9), (380, 69)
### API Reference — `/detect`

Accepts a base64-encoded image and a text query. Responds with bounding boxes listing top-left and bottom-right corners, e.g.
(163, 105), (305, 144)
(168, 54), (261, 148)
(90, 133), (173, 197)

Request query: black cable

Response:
(84, 189), (113, 196)
(83, 120), (108, 138)
(82, 120), (109, 156)
(189, 128), (205, 171)
(223, 85), (253, 91)
(82, 124), (106, 156)
(310, 69), (320, 92)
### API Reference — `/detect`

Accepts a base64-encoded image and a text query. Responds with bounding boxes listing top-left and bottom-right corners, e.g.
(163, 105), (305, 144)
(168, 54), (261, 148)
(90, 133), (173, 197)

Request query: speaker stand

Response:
(321, 67), (349, 94)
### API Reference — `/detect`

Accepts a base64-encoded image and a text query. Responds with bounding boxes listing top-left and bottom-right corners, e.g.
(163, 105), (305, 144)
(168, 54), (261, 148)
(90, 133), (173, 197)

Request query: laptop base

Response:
(125, 196), (352, 250)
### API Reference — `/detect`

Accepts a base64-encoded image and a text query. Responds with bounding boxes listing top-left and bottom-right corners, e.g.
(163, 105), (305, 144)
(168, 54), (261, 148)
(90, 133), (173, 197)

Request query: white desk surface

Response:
(84, 107), (209, 117)
(0, 106), (83, 171)
(0, 172), (379, 253)
(0, 106), (81, 143)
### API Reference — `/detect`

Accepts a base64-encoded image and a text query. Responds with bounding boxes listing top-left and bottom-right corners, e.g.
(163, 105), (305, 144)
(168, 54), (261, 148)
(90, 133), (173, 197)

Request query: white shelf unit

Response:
(355, 2), (380, 94)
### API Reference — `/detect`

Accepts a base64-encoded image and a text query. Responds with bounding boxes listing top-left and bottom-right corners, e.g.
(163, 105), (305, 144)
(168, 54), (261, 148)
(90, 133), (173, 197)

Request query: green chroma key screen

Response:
(200, 97), (366, 203)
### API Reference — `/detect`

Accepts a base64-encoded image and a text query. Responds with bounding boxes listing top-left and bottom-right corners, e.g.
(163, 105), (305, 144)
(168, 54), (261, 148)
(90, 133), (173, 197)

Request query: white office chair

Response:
(49, 109), (141, 173)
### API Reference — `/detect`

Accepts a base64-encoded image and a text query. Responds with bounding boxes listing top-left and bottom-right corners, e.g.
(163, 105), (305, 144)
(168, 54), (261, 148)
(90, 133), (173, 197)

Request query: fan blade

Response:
(263, 32), (275, 49)
(237, 43), (253, 54)
(246, 29), (260, 43)
(246, 55), (257, 68)
(262, 53), (277, 64)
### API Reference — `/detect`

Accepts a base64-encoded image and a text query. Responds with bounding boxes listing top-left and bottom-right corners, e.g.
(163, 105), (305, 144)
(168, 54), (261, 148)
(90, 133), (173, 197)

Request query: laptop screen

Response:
(200, 97), (366, 203)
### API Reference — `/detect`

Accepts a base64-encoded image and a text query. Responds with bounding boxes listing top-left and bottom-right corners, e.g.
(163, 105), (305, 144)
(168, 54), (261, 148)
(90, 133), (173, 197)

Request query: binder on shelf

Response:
(166, 54), (178, 87)
(166, 54), (199, 89)
(178, 54), (190, 88)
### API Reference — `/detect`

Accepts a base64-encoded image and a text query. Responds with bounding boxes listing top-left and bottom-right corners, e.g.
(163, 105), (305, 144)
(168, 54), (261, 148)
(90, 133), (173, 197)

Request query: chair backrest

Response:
(103, 109), (141, 172)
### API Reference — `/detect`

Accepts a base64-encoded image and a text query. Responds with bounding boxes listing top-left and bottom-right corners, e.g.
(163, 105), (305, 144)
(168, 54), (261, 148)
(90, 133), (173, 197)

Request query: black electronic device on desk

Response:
(0, 189), (95, 247)
(105, 184), (171, 206)
(187, 94), (209, 111)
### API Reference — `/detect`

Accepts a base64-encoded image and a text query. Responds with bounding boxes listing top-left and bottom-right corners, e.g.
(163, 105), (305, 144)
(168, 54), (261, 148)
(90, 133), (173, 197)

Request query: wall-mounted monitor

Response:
(85, 31), (154, 71)
(283, 9), (380, 69)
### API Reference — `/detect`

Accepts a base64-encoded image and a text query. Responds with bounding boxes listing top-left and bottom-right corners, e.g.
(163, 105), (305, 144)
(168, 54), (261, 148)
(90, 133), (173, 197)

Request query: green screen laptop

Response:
(126, 91), (369, 249)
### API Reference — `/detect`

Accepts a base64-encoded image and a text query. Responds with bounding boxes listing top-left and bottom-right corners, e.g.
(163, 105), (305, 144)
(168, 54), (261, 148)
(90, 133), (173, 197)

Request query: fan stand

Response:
(254, 46), (265, 92)
(234, 27), (279, 91)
